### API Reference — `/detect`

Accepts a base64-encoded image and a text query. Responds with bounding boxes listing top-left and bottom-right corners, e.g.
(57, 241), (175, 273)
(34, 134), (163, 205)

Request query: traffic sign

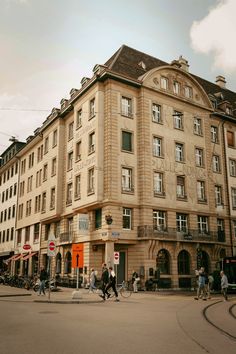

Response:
(47, 240), (56, 257)
(23, 244), (31, 251)
(72, 244), (84, 268)
(114, 251), (120, 265)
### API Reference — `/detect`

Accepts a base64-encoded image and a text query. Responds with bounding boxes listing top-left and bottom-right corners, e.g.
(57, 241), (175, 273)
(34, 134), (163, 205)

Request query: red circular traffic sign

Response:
(114, 252), (119, 260)
(23, 244), (31, 250)
(49, 241), (55, 251)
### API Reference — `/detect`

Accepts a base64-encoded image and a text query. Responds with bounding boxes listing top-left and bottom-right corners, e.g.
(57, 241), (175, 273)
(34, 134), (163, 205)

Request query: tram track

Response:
(202, 300), (236, 341)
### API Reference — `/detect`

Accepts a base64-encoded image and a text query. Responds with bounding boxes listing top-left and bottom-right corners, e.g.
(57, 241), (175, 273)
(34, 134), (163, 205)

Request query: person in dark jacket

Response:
(38, 267), (47, 296)
(106, 267), (119, 302)
(100, 263), (109, 300)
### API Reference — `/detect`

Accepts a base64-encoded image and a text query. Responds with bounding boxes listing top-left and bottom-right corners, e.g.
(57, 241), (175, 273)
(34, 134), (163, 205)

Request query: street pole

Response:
(48, 256), (51, 301)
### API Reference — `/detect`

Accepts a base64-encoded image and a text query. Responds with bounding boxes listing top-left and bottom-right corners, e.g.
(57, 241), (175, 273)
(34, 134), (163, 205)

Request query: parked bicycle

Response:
(107, 281), (132, 299)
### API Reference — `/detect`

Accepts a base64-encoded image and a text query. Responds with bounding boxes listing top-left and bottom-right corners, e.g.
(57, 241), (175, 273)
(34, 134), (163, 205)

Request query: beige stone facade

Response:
(1, 46), (236, 288)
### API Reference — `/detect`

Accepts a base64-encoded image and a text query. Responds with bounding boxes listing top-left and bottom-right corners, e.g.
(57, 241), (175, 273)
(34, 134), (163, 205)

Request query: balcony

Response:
(137, 226), (226, 243)
(59, 232), (74, 244)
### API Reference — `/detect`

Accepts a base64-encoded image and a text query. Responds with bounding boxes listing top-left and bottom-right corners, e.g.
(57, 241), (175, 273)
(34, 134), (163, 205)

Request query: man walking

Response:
(38, 267), (47, 296)
(106, 267), (119, 302)
(220, 270), (229, 301)
(100, 263), (109, 300)
(195, 267), (207, 300)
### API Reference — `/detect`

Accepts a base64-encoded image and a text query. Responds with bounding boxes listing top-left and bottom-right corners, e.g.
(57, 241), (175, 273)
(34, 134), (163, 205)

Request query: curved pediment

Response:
(139, 66), (212, 109)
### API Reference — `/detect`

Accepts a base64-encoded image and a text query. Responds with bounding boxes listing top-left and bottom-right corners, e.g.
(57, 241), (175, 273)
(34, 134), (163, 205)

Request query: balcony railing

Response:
(59, 232), (74, 244)
(137, 226), (226, 243)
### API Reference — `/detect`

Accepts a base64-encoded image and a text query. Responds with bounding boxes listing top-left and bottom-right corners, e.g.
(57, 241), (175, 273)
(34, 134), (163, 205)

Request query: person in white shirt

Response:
(220, 271), (228, 301)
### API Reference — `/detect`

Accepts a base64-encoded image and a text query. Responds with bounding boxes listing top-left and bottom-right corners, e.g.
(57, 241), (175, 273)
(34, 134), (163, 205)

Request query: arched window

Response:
(219, 249), (226, 259)
(56, 253), (62, 274)
(201, 250), (210, 273)
(156, 249), (170, 274)
(178, 250), (190, 275)
(64, 251), (72, 274)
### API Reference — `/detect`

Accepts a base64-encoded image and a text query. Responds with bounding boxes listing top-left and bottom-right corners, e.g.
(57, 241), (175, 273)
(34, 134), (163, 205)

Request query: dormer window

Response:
(184, 86), (193, 99)
(138, 61), (146, 70)
(173, 81), (180, 95)
(226, 106), (232, 115)
(161, 77), (168, 90)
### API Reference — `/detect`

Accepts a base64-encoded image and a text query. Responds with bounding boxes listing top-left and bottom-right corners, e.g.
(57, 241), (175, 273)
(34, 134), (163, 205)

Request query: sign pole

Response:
(76, 255), (79, 290)
(48, 256), (51, 301)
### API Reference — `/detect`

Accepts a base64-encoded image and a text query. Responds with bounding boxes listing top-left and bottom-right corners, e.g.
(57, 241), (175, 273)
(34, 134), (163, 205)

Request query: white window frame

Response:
(122, 167), (133, 192)
(153, 136), (162, 157)
(123, 208), (132, 230)
(175, 143), (184, 162)
(154, 172), (164, 195)
(197, 181), (206, 201)
(153, 210), (166, 231)
(152, 103), (161, 123)
(195, 148), (204, 167)
(121, 96), (132, 117)
(194, 117), (202, 135)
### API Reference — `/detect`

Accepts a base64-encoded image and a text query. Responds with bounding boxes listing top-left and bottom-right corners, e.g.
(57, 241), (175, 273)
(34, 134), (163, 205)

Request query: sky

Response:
(1, 0), (236, 154)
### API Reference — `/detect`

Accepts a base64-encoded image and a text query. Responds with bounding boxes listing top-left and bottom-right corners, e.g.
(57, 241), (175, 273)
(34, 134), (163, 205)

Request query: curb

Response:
(0, 293), (32, 297)
(34, 299), (104, 304)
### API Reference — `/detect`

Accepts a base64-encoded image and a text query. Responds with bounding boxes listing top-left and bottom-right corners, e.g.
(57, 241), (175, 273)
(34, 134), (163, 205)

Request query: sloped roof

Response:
(105, 45), (236, 109)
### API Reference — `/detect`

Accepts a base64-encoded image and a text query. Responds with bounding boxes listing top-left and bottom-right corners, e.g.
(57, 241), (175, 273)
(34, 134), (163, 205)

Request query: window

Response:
(229, 159), (236, 177)
(122, 167), (133, 192)
(17, 229), (22, 246)
(173, 81), (180, 95)
(34, 223), (40, 243)
(68, 122), (74, 141)
(66, 183), (73, 205)
(28, 152), (34, 169)
(50, 187), (56, 209)
(25, 226), (30, 243)
(27, 175), (33, 192)
(35, 195), (41, 213)
(88, 167), (95, 194)
(153, 210), (166, 231)
(75, 174), (81, 199)
(152, 103), (161, 123)
(227, 131), (234, 147)
(89, 98), (95, 118)
(194, 117), (202, 135)
(67, 152), (73, 170)
(10, 227), (14, 241)
(217, 219), (225, 242)
(51, 158), (57, 176)
(75, 141), (82, 161)
(176, 213), (188, 232)
(212, 155), (221, 172)
(41, 192), (46, 212)
(175, 143), (184, 162)
(123, 208), (132, 229)
(153, 136), (163, 157)
(178, 250), (190, 275)
(233, 220), (236, 238)
(37, 145), (43, 162)
(44, 137), (49, 154)
(95, 209), (102, 229)
(211, 126), (218, 143)
(215, 185), (223, 206)
(12, 205), (15, 218)
(173, 111), (183, 130)
(154, 172), (164, 196)
(197, 181), (206, 202)
(197, 215), (209, 234)
(231, 188), (236, 208)
(122, 131), (133, 152)
(195, 148), (204, 167)
(157, 249), (170, 274)
(52, 129), (57, 147)
(184, 86), (193, 98)
(88, 132), (95, 154)
(76, 109), (82, 128)
(36, 169), (42, 187)
(161, 77), (168, 90)
(21, 159), (26, 174)
(54, 221), (60, 238)
(176, 176), (186, 199)
(121, 96), (132, 117)
(18, 204), (24, 220)
(26, 200), (32, 216)
(43, 163), (48, 181)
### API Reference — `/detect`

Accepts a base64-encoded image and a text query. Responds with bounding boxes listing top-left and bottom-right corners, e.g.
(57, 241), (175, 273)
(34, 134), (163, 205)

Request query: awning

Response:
(4, 254), (18, 263)
(22, 252), (37, 261)
(0, 251), (10, 257)
(13, 254), (24, 261)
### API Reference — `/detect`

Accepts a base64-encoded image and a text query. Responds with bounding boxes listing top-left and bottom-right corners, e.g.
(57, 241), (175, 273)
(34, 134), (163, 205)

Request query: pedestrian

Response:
(132, 270), (140, 293)
(89, 268), (97, 293)
(220, 270), (228, 301)
(38, 267), (47, 296)
(194, 267), (207, 300)
(207, 273), (214, 299)
(106, 266), (119, 302)
(99, 263), (109, 300)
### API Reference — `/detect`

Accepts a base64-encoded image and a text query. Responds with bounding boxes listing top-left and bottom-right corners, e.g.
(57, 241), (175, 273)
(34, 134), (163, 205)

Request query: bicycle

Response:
(107, 280), (132, 299)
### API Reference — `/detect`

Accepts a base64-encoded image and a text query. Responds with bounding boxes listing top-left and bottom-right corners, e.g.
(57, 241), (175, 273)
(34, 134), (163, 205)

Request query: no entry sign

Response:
(47, 237), (56, 257)
(114, 252), (120, 265)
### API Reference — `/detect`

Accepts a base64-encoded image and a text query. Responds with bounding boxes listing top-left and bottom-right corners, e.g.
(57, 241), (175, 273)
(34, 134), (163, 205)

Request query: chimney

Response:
(215, 75), (226, 88)
(178, 55), (189, 72)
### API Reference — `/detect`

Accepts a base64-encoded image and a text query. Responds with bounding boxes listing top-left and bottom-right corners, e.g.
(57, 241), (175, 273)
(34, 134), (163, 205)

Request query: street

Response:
(0, 285), (235, 354)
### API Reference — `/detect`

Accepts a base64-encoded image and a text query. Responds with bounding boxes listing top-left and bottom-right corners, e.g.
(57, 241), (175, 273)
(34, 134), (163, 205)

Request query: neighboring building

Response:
(4, 45), (236, 288)
(0, 141), (25, 271)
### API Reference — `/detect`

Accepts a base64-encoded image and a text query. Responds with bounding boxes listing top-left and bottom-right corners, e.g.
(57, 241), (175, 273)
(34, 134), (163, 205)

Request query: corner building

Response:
(36, 45), (236, 288)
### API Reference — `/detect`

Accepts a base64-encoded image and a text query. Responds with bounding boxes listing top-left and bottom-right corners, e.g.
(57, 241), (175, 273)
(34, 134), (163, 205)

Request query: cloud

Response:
(190, 0), (236, 73)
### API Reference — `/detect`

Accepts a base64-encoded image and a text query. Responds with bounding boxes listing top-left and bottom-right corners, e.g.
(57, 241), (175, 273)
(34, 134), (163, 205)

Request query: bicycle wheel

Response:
(120, 288), (132, 298)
